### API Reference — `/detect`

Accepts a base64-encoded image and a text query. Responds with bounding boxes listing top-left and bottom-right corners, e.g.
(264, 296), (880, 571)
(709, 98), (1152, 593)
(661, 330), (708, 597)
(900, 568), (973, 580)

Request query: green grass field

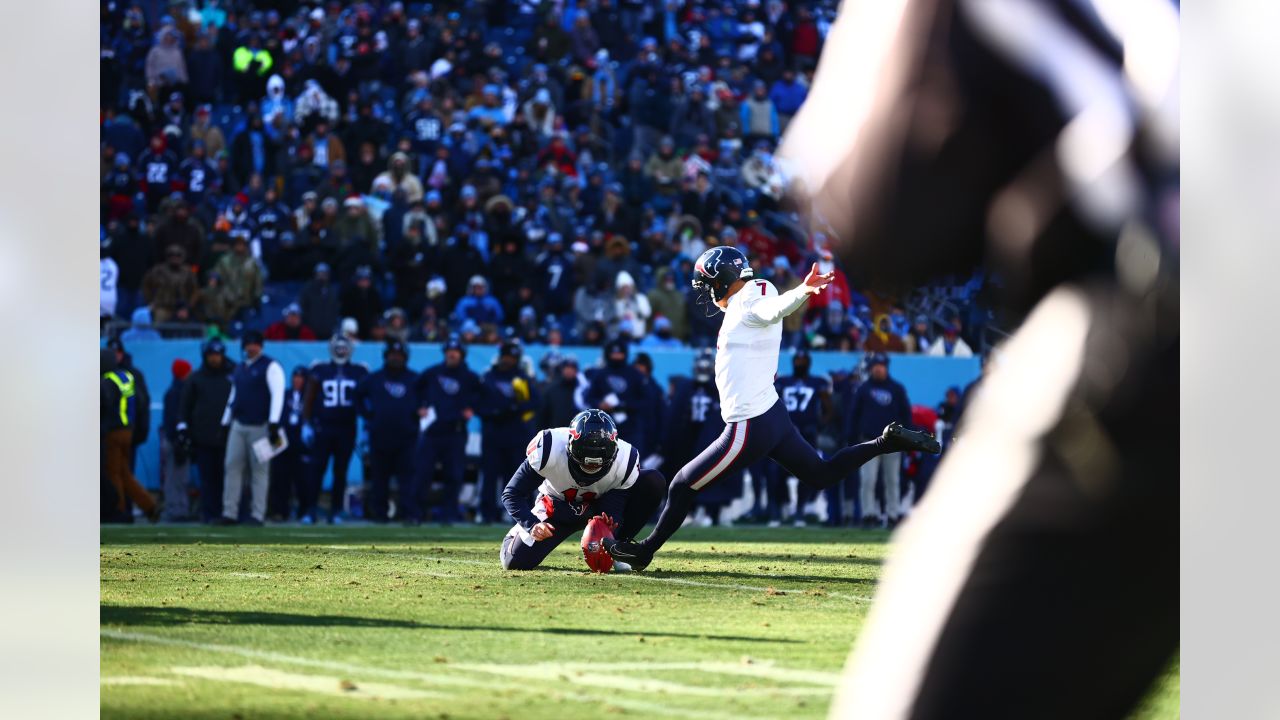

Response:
(101, 524), (1177, 719)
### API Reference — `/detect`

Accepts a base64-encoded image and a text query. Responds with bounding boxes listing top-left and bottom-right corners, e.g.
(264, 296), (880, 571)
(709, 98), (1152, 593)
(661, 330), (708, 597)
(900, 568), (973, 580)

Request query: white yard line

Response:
(452, 663), (829, 697)
(102, 630), (774, 720)
(101, 676), (180, 686)
(553, 660), (841, 686)
(170, 665), (443, 700)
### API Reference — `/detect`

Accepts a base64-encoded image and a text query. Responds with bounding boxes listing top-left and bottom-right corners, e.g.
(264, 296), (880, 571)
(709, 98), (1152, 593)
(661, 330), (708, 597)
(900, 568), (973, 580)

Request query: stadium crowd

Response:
(102, 332), (973, 527)
(100, 0), (989, 355)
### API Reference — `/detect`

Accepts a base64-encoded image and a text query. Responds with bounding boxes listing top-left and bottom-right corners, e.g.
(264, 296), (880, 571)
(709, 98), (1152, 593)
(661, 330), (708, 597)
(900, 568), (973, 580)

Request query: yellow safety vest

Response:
(104, 370), (135, 426)
(232, 46), (274, 76)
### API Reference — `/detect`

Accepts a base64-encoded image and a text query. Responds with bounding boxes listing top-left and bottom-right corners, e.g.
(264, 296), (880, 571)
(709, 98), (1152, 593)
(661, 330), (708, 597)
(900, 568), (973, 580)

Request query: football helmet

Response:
(329, 334), (353, 363)
(691, 246), (754, 312)
(567, 409), (620, 481)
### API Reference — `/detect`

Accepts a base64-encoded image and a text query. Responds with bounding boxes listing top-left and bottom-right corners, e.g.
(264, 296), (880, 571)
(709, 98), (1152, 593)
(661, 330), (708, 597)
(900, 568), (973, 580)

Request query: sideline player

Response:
(606, 246), (939, 570)
(301, 334), (369, 523)
(500, 409), (664, 571)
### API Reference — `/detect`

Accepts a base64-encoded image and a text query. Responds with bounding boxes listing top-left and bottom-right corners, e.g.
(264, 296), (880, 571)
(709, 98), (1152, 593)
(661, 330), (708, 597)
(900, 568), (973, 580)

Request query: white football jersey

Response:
(715, 278), (812, 422)
(524, 427), (640, 503)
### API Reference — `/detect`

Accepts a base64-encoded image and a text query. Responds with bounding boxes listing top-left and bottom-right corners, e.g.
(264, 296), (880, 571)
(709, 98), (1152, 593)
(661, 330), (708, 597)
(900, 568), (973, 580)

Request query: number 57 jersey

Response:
(526, 427), (640, 504)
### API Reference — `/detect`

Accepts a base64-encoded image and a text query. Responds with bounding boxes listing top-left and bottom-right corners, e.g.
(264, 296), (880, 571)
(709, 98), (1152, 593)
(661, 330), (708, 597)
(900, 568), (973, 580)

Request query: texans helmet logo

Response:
(695, 247), (724, 279)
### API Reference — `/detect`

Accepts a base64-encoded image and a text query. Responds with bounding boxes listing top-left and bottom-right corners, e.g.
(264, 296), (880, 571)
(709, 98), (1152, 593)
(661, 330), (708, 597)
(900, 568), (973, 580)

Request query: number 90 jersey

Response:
(525, 427), (640, 503)
(309, 360), (371, 426)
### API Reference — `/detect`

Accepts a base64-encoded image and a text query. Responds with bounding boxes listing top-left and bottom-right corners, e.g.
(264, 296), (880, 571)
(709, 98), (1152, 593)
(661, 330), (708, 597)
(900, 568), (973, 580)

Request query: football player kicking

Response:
(605, 246), (941, 570)
(500, 409), (665, 571)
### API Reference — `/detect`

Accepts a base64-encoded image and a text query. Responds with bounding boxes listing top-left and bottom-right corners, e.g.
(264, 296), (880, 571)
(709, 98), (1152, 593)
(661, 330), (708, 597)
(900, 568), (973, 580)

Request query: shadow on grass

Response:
(666, 551), (883, 567)
(101, 605), (799, 643)
(646, 568), (877, 587)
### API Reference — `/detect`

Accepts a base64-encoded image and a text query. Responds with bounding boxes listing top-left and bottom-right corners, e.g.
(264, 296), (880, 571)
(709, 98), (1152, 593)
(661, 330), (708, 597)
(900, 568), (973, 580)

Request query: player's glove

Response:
(268, 423), (283, 446)
(175, 423), (192, 452)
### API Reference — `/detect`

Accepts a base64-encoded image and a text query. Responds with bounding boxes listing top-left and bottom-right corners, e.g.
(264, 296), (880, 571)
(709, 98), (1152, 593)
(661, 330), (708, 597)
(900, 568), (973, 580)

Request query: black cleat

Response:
(602, 537), (653, 572)
(881, 422), (942, 454)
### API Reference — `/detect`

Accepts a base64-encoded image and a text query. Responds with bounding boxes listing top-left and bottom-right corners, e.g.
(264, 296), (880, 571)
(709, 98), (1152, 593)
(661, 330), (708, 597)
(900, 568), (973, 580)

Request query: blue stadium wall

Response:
(116, 340), (980, 489)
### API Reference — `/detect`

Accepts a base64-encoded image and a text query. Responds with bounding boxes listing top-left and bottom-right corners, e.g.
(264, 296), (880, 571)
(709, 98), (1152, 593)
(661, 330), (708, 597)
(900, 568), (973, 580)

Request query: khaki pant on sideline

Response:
(859, 451), (902, 521)
(223, 421), (269, 522)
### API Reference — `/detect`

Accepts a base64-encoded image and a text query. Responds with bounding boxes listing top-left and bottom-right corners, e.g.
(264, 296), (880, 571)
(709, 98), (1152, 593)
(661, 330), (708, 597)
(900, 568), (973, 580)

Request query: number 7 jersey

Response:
(715, 278), (810, 423)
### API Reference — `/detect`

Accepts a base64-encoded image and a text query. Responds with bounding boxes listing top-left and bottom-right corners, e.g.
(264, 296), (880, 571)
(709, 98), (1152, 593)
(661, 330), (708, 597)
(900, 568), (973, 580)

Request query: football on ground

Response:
(581, 515), (615, 573)
(100, 525), (1179, 719)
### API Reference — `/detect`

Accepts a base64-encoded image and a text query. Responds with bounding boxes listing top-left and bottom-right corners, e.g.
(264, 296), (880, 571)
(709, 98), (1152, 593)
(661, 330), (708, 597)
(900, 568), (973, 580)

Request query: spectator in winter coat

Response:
(740, 81), (780, 144)
(185, 31), (223, 106)
(865, 314), (909, 354)
(141, 245), (198, 323)
(372, 152), (424, 203)
(926, 318), (976, 358)
(769, 69), (809, 127)
(452, 275), (505, 327)
(295, 80), (341, 130)
(334, 196), (380, 254)
(644, 136), (684, 198)
(646, 267), (688, 341)
(906, 314), (933, 354)
(803, 247), (854, 321)
(153, 196), (205, 262)
(299, 263), (340, 338)
(230, 114), (277, 188)
(340, 266), (384, 339)
(612, 271), (651, 341)
(264, 303), (317, 341)
(192, 270), (235, 330)
(120, 306), (163, 342)
(213, 234), (263, 319)
(522, 88), (558, 139)
(145, 28), (188, 94)
(189, 105), (226, 159)
(669, 86), (716, 149)
(639, 316), (682, 348)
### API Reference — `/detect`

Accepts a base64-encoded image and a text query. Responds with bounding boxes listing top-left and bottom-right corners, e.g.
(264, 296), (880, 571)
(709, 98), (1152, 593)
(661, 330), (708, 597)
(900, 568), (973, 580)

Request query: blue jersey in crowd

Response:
(847, 376), (912, 442)
(355, 368), (420, 451)
(777, 374), (831, 438)
(418, 362), (482, 435)
(307, 361), (370, 427)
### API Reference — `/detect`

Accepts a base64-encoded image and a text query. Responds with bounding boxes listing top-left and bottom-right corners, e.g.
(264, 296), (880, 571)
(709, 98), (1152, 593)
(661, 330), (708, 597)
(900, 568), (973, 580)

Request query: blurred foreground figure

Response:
(781, 1), (1179, 718)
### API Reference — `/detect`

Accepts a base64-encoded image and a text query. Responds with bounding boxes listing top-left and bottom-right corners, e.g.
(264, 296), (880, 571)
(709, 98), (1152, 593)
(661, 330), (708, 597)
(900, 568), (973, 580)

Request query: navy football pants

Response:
(643, 399), (887, 553)
(366, 441), (416, 522)
(417, 431), (467, 522)
(306, 425), (355, 519)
